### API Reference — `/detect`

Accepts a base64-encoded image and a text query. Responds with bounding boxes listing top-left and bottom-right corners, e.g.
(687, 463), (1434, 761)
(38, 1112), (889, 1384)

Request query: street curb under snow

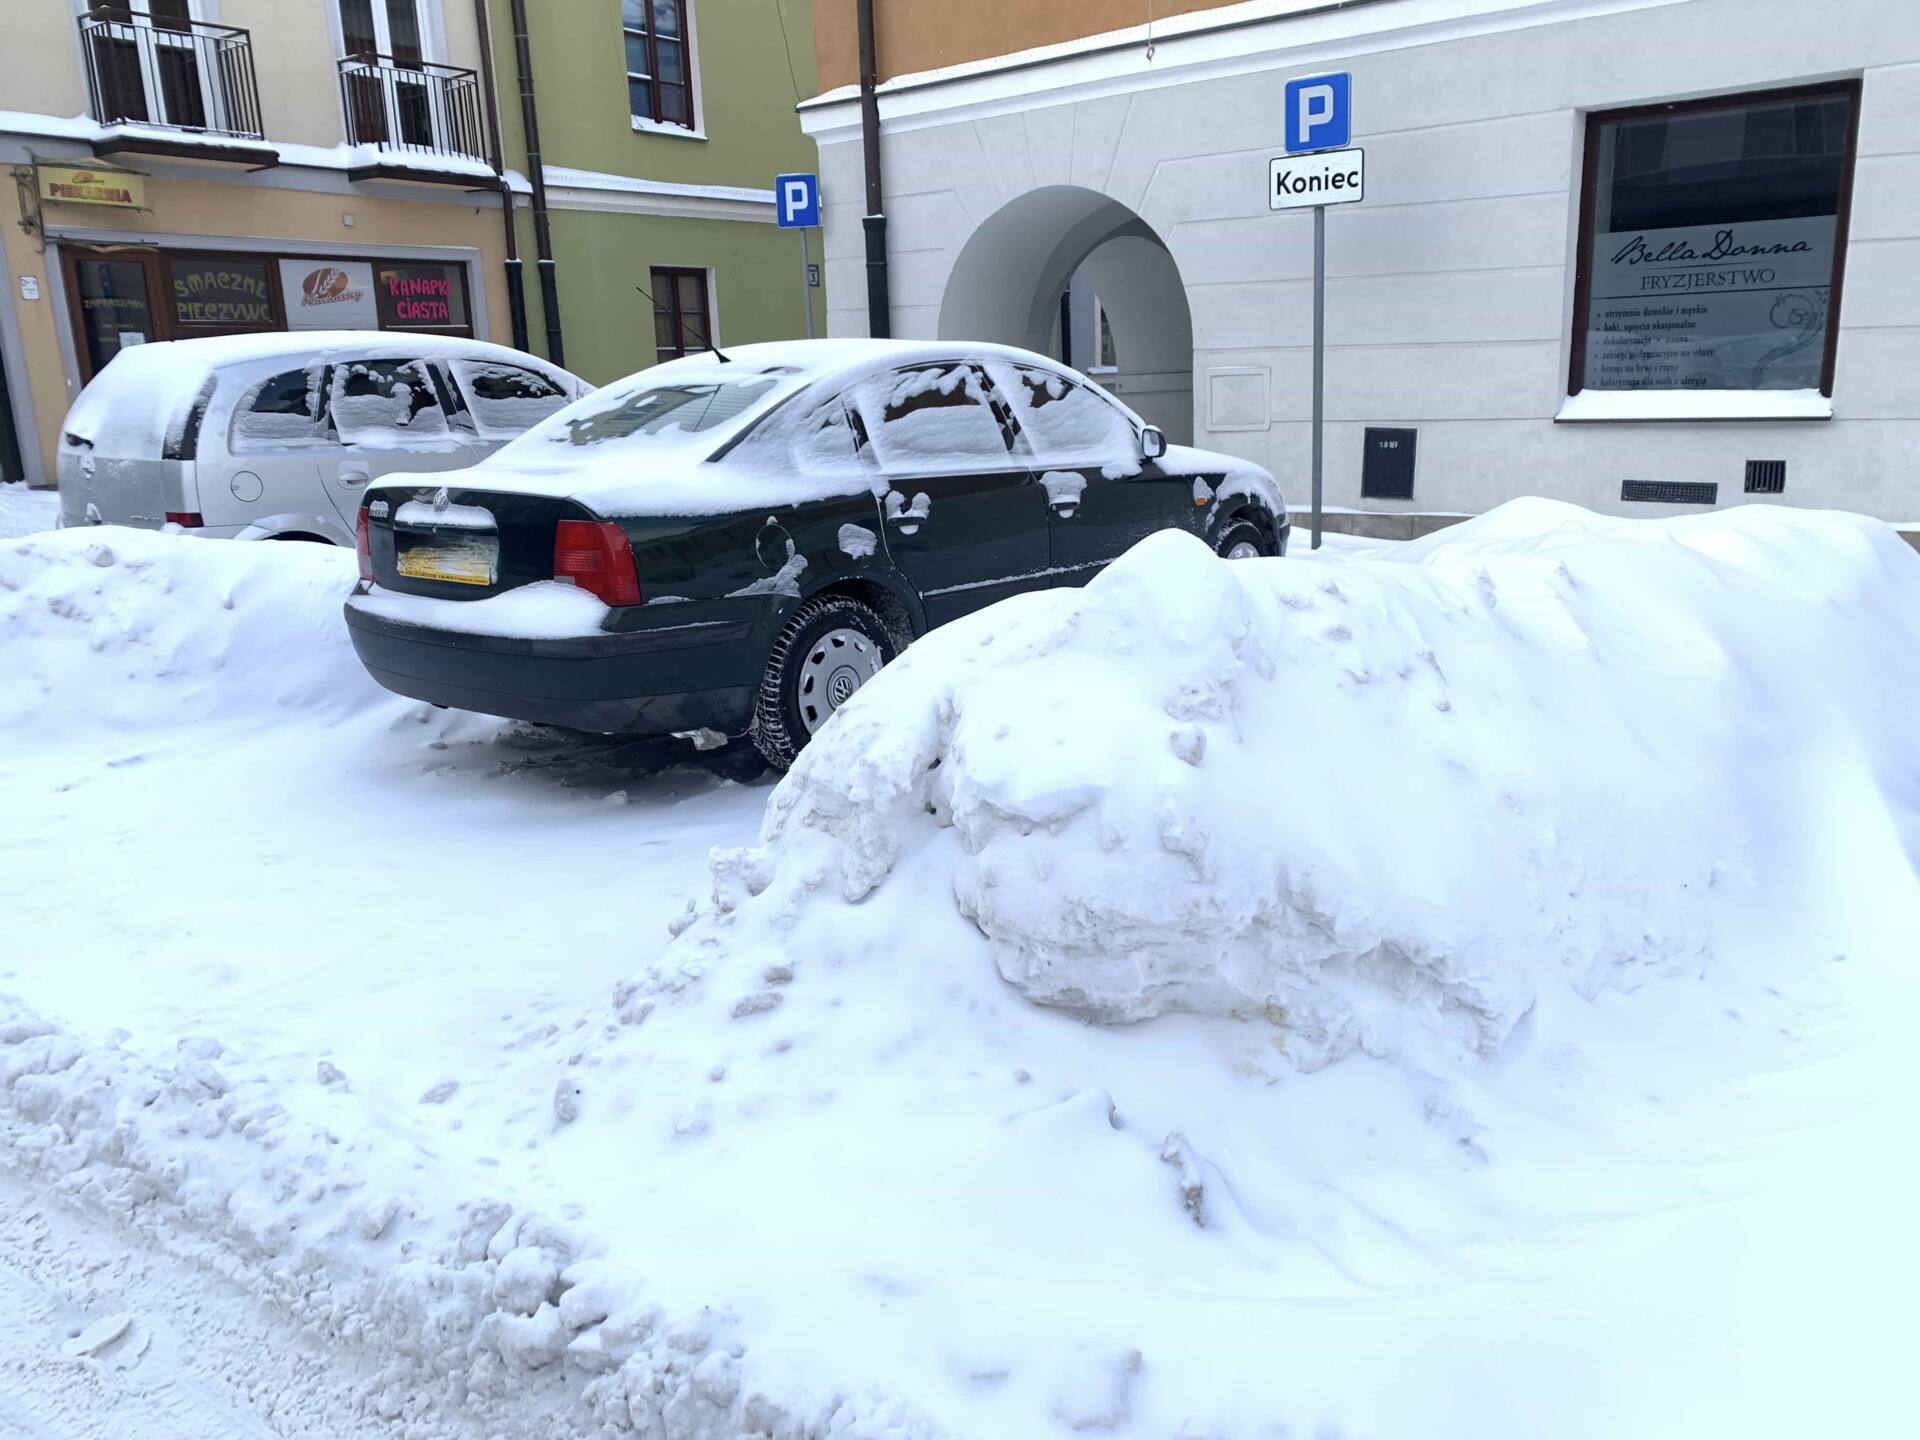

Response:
(0, 999), (940, 1439)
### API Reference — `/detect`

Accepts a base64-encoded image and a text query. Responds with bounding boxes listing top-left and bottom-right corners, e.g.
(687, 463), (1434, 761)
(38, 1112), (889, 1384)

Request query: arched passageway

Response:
(937, 186), (1194, 444)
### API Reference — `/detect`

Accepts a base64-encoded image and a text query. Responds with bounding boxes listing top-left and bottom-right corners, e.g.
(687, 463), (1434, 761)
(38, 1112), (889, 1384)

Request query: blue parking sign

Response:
(775, 173), (820, 228)
(1284, 72), (1351, 153)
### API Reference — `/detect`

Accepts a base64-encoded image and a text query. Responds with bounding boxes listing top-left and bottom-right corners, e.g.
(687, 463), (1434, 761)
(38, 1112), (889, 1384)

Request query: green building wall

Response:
(489, 0), (822, 385)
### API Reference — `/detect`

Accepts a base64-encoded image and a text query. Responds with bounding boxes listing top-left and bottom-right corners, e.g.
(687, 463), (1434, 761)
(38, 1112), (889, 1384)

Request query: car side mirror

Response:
(1140, 425), (1167, 461)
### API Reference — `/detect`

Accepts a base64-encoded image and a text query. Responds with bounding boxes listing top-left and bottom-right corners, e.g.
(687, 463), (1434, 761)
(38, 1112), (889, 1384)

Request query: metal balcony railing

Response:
(78, 6), (264, 141)
(338, 53), (489, 168)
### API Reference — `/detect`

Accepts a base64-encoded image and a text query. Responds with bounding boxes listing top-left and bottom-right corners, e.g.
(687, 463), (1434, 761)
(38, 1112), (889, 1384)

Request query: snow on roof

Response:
(61, 332), (574, 457)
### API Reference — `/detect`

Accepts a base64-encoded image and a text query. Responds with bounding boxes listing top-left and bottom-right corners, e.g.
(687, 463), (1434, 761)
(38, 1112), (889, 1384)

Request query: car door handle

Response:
(337, 464), (371, 487)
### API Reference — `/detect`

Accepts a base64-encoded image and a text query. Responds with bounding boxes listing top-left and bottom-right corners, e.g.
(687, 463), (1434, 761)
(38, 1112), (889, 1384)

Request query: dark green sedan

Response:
(343, 340), (1288, 770)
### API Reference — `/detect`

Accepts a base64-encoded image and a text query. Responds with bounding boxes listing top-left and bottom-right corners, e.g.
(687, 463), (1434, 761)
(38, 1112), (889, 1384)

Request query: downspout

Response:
(473, 0), (528, 354)
(856, 0), (890, 339)
(508, 0), (564, 366)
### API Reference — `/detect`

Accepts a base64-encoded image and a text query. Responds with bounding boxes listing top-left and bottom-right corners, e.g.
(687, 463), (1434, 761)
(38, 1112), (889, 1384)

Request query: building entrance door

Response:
(61, 247), (166, 383)
(0, 341), (23, 483)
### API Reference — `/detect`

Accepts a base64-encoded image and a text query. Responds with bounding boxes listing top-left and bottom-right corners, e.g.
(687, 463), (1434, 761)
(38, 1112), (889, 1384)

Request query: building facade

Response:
(488, 0), (822, 391)
(804, 0), (1920, 533)
(1, 1), (821, 488)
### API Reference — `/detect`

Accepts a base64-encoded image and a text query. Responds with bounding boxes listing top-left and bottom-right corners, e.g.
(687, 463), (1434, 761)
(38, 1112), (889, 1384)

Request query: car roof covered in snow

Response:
(61, 333), (581, 459)
(376, 339), (1158, 517)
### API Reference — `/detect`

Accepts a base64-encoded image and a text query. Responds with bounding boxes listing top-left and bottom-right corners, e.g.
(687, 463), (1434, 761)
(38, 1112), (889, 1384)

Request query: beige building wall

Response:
(812, 0), (1242, 91)
(2, 177), (510, 482)
(9, 3), (91, 118)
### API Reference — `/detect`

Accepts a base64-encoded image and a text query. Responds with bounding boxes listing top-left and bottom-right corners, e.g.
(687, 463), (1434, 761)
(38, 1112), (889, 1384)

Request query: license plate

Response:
(397, 537), (497, 587)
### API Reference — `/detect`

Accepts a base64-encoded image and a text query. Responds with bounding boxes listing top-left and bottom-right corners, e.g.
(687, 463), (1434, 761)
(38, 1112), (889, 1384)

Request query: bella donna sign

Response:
(37, 164), (145, 209)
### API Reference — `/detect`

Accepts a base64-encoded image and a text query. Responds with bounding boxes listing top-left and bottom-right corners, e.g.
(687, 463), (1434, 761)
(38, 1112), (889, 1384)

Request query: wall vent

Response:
(1621, 480), (1717, 505)
(1745, 459), (1787, 494)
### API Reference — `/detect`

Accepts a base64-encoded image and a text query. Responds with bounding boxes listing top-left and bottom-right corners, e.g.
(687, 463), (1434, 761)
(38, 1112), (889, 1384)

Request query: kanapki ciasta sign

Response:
(278, 259), (378, 330)
(1583, 216), (1836, 391)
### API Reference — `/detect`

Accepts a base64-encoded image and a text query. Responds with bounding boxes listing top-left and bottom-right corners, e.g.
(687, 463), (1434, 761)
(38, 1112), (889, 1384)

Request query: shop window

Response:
(624, 0), (694, 130)
(1571, 82), (1859, 396)
(650, 266), (713, 363)
(373, 262), (469, 331)
(168, 254), (277, 332)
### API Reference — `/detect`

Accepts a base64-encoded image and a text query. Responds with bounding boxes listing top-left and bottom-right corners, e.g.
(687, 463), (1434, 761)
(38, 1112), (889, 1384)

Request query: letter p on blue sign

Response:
(1284, 72), (1350, 153)
(775, 173), (820, 229)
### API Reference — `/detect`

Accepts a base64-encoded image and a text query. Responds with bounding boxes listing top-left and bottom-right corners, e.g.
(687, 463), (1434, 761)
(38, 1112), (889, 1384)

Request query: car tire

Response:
(750, 594), (897, 772)
(1215, 515), (1277, 560)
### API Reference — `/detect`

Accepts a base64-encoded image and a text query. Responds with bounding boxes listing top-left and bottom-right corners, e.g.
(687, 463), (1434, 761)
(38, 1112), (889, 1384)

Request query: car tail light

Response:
(164, 511), (205, 528)
(553, 520), (641, 606)
(355, 505), (373, 582)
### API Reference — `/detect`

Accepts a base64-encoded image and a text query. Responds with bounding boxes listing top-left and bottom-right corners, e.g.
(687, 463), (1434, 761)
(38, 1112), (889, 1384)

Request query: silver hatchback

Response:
(58, 332), (587, 546)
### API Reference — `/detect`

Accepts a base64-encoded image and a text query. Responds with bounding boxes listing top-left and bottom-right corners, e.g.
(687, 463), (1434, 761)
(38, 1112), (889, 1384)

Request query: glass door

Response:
(62, 247), (165, 382)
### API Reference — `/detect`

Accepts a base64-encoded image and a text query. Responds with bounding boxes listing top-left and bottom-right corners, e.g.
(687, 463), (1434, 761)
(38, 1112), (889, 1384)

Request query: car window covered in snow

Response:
(449, 361), (571, 438)
(230, 367), (326, 449)
(848, 363), (1016, 476)
(329, 360), (453, 448)
(528, 378), (779, 451)
(995, 363), (1137, 468)
(787, 400), (875, 477)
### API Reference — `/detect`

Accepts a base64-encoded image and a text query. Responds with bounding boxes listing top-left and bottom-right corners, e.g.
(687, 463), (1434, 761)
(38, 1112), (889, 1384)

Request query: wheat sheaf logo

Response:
(300, 266), (364, 307)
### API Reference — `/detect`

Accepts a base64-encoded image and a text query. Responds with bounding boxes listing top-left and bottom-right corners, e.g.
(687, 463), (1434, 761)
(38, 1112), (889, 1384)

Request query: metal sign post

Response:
(774, 172), (822, 340)
(1272, 73), (1360, 550)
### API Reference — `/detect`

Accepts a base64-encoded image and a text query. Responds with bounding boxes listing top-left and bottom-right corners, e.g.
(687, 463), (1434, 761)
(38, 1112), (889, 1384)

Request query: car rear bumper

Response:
(343, 591), (759, 736)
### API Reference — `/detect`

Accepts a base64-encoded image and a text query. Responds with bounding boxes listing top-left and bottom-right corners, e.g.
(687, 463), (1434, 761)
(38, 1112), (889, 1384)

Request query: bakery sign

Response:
(37, 163), (145, 209)
(278, 258), (379, 330)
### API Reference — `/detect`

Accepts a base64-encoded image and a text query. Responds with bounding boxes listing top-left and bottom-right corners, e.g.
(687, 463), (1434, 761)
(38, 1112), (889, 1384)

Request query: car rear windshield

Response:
(505, 377), (783, 457)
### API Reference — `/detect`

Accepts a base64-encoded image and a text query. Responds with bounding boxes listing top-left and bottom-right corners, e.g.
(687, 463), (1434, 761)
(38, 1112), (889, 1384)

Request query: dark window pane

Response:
(385, 0), (424, 66)
(654, 313), (679, 352)
(156, 44), (206, 129)
(624, 32), (650, 77)
(627, 76), (652, 120)
(150, 0), (193, 32)
(340, 0), (378, 56)
(346, 71), (389, 143)
(621, 0), (648, 26)
(656, 81), (688, 126)
(1580, 87), (1854, 394)
(169, 257), (275, 329)
(93, 36), (150, 124)
(395, 78), (432, 145)
(676, 272), (703, 313)
(652, 0), (683, 38)
(656, 40), (684, 85)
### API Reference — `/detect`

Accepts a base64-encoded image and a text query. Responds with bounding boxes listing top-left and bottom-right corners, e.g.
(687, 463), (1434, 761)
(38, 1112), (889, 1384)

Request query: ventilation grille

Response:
(1621, 480), (1717, 505)
(1745, 459), (1787, 494)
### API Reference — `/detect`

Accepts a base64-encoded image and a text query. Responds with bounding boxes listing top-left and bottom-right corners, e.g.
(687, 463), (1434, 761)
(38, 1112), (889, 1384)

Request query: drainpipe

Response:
(473, 0), (528, 354)
(508, 0), (564, 366)
(856, 0), (891, 339)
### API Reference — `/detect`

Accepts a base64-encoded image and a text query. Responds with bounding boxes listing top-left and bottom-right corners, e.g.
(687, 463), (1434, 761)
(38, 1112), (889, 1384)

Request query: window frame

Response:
(623, 0), (697, 133)
(1567, 79), (1862, 400)
(650, 265), (714, 365)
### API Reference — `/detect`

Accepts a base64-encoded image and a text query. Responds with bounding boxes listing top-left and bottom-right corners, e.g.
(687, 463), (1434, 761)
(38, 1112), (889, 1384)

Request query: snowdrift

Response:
(716, 499), (1920, 1068)
(0, 525), (378, 731)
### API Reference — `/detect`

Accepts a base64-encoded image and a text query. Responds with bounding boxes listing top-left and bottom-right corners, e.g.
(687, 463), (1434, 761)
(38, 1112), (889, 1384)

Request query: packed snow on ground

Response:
(2, 501), (1917, 1439)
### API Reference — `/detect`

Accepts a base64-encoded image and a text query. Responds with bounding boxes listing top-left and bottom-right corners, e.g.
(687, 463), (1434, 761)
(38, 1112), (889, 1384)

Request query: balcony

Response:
(78, 6), (275, 166)
(337, 53), (495, 187)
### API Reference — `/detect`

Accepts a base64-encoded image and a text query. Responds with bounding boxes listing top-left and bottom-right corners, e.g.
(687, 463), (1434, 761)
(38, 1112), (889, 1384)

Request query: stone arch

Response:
(937, 185), (1194, 443)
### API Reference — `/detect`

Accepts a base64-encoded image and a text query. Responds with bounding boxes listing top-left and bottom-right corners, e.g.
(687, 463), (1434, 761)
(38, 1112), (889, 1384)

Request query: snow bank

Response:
(715, 500), (1915, 1068)
(0, 526), (375, 732)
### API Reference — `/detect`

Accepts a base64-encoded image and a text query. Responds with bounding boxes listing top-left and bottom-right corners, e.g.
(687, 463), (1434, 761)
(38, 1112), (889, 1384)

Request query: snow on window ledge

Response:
(630, 115), (707, 142)
(1555, 389), (1833, 423)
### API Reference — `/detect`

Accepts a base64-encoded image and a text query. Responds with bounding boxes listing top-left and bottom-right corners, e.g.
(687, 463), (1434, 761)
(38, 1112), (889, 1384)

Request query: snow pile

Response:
(0, 481), (59, 540)
(0, 526), (375, 732)
(724, 499), (1918, 1068)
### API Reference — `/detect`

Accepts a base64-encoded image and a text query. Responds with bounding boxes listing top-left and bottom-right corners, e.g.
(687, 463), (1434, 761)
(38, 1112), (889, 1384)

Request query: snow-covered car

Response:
(57, 333), (587, 547)
(343, 339), (1288, 768)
